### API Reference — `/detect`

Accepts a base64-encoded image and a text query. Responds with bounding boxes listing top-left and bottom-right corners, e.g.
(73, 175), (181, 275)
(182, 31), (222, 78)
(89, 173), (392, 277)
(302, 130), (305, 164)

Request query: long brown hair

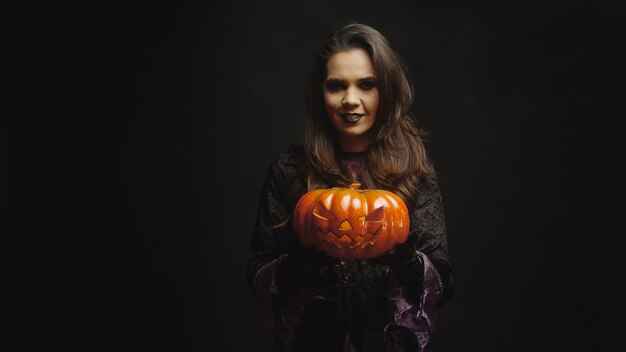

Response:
(297, 22), (435, 210)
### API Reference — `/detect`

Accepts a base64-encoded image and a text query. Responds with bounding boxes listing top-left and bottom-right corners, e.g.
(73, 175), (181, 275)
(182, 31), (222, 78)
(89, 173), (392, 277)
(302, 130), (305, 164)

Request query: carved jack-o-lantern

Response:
(293, 182), (410, 260)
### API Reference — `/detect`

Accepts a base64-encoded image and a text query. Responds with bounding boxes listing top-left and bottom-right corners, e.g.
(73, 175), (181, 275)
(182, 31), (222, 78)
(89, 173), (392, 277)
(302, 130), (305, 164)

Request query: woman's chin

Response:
(338, 129), (366, 138)
(335, 129), (374, 148)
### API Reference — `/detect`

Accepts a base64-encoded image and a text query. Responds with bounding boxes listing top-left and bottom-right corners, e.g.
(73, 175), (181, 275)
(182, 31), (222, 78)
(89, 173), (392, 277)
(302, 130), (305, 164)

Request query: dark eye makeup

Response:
(324, 78), (377, 92)
(359, 80), (377, 90)
(324, 80), (346, 92)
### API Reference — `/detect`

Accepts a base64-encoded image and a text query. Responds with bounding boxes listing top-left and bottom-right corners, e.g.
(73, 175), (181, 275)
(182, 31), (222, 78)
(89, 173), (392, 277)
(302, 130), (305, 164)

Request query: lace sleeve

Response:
(408, 177), (454, 306)
(246, 157), (292, 300)
(246, 148), (320, 351)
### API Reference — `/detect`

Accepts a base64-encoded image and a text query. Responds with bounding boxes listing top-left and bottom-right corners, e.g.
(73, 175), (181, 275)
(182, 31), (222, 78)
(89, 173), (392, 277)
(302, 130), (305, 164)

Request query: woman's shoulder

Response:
(418, 175), (440, 192)
(271, 143), (304, 171)
(275, 143), (302, 166)
(412, 175), (443, 207)
(267, 144), (304, 179)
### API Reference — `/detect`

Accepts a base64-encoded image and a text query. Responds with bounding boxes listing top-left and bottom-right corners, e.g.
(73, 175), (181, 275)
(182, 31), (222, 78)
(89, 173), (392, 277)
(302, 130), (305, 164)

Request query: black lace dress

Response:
(247, 144), (454, 352)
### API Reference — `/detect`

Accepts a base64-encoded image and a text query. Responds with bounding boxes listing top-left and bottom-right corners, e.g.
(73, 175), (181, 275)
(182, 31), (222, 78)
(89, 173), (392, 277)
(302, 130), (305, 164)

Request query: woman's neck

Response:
(336, 132), (372, 153)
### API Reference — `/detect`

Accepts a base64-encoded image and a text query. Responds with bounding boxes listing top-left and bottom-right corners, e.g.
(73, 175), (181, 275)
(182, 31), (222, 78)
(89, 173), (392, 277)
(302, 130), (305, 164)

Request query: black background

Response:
(3, 1), (624, 351)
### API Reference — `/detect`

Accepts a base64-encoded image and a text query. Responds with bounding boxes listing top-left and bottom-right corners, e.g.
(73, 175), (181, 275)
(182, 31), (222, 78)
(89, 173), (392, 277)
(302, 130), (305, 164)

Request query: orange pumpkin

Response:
(293, 182), (410, 260)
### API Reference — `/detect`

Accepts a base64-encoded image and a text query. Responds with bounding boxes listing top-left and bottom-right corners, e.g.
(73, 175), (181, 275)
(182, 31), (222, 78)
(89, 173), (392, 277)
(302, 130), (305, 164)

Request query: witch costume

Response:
(247, 144), (454, 352)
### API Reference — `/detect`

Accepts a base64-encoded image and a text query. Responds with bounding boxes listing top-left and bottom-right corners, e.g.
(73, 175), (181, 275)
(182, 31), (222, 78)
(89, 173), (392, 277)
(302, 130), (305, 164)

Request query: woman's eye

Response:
(359, 81), (376, 90)
(325, 81), (345, 92)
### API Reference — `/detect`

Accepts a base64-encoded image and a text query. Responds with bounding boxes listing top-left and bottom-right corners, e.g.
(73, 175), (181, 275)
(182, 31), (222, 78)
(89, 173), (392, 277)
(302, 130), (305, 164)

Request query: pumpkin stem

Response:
(349, 182), (362, 190)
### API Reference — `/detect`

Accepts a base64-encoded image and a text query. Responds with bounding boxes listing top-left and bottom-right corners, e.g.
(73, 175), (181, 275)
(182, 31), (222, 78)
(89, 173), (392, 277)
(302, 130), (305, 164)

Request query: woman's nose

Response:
(342, 88), (360, 107)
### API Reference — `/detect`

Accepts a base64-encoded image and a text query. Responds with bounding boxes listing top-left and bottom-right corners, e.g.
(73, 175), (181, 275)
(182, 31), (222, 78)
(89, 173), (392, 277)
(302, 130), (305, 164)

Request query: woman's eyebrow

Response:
(325, 76), (377, 82)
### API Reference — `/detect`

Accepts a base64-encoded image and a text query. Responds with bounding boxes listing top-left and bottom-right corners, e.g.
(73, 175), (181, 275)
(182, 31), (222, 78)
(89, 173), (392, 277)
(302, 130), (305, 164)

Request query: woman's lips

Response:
(340, 113), (364, 124)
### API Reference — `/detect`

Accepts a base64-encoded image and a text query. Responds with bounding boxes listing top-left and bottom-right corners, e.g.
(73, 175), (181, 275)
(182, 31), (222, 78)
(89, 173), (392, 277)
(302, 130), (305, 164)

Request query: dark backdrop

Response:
(4, 1), (624, 351)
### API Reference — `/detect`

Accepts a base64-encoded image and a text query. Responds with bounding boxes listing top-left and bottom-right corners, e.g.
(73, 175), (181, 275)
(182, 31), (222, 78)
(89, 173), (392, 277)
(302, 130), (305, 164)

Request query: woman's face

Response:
(323, 48), (379, 152)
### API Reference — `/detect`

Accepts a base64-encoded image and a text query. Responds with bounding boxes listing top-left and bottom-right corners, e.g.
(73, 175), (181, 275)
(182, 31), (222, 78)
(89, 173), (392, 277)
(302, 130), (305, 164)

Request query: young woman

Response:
(247, 23), (454, 352)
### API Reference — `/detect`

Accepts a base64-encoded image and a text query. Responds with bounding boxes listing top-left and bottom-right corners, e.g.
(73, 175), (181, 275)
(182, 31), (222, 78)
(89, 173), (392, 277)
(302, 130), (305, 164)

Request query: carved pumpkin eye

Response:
(364, 206), (384, 235)
(312, 201), (336, 220)
(365, 206), (384, 221)
(312, 201), (336, 235)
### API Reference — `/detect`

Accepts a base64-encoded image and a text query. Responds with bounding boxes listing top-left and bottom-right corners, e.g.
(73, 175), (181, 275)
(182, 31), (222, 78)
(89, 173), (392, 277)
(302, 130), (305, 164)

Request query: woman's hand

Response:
(275, 246), (337, 300)
(383, 243), (424, 302)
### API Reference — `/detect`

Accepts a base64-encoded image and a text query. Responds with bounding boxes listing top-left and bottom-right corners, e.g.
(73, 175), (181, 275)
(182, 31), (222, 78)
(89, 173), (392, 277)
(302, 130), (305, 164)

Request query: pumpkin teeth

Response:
(360, 234), (378, 248)
(337, 234), (352, 247)
(321, 232), (343, 248)
(321, 232), (378, 249)
(349, 235), (366, 249)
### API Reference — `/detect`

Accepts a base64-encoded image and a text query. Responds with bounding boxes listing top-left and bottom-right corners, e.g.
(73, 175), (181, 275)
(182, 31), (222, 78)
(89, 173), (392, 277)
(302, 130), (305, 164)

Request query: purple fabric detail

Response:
(340, 153), (365, 176)
(385, 250), (442, 350)
(254, 251), (441, 352)
(277, 287), (320, 352)
(253, 258), (280, 330)
(343, 334), (357, 352)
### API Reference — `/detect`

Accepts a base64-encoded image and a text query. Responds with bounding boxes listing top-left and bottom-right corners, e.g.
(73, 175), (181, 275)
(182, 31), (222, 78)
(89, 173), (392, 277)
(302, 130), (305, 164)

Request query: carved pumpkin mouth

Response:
(312, 200), (384, 250)
(315, 225), (383, 249)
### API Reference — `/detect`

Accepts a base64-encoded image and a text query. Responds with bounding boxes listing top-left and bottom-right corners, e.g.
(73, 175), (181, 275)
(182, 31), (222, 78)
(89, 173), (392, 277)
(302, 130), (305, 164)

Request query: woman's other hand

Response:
(383, 243), (425, 302)
(275, 246), (338, 300)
